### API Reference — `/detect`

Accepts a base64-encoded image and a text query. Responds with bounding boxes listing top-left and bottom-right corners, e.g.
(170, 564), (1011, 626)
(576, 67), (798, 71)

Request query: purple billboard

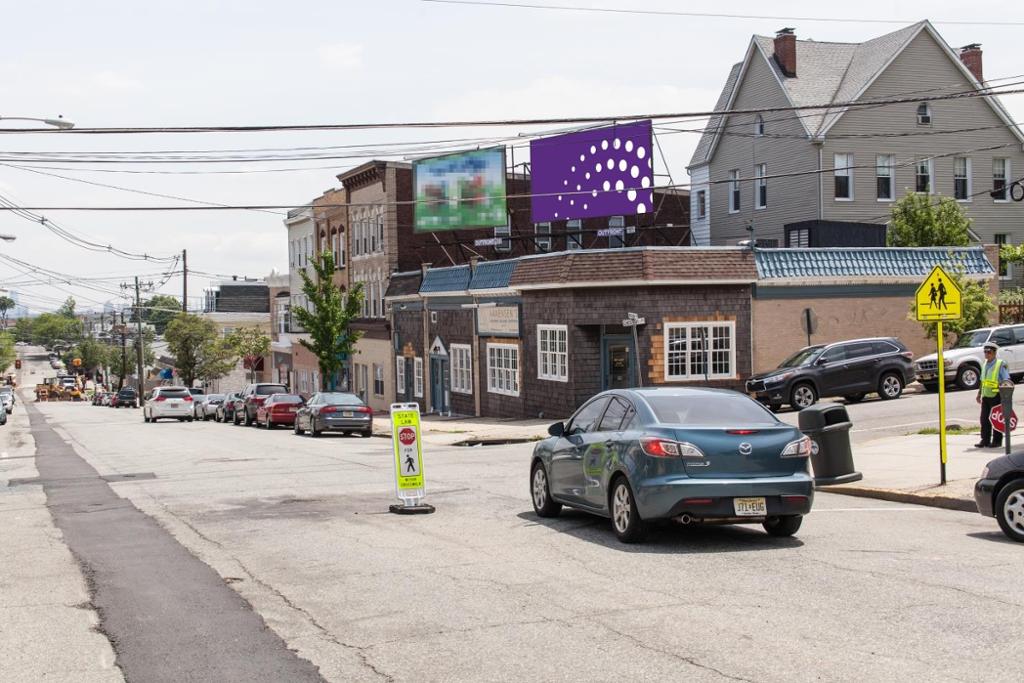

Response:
(530, 120), (654, 223)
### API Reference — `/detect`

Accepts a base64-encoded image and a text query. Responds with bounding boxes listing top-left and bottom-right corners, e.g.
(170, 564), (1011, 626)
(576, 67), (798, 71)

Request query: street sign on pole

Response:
(388, 403), (434, 515)
(914, 265), (963, 486)
(989, 404), (1018, 434)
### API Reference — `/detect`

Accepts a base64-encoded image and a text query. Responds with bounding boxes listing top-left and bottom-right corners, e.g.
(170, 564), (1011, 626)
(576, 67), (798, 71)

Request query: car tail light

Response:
(781, 436), (812, 458)
(321, 406), (338, 414)
(726, 429), (759, 435)
(901, 351), (914, 361)
(356, 406), (372, 414)
(272, 403), (292, 413)
(155, 396), (166, 402)
(781, 495), (809, 505)
(640, 438), (705, 460)
(183, 395), (193, 402)
(682, 498), (714, 505)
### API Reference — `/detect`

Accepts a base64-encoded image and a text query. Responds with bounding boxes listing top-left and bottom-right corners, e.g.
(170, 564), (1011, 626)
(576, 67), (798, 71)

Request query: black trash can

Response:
(798, 403), (862, 486)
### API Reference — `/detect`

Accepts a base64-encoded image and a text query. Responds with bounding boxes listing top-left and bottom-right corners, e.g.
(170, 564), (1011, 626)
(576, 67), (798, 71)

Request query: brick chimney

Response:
(960, 43), (983, 82)
(774, 28), (797, 77)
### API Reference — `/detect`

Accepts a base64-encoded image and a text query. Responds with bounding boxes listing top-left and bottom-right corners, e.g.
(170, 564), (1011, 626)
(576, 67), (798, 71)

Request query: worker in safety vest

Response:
(976, 341), (1011, 449)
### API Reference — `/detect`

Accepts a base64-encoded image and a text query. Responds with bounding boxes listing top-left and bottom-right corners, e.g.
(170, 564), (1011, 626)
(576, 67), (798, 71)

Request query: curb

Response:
(817, 484), (977, 513)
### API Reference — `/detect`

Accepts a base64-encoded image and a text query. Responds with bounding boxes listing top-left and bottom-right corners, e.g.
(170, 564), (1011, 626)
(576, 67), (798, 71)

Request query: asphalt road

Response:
(20, 354), (1024, 681)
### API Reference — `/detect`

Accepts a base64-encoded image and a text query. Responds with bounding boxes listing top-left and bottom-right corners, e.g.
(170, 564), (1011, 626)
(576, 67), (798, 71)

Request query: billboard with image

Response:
(530, 120), (654, 223)
(413, 147), (507, 232)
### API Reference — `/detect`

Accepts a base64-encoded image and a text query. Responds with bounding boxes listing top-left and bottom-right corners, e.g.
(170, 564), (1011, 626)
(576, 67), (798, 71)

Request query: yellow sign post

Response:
(388, 403), (435, 514)
(915, 265), (963, 485)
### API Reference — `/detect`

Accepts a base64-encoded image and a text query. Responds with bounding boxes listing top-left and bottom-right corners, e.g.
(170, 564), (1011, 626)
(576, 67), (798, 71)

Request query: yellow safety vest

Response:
(981, 359), (1004, 398)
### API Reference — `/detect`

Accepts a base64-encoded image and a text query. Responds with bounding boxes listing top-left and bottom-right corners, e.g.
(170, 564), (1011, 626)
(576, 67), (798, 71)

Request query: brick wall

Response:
(426, 306), (476, 416)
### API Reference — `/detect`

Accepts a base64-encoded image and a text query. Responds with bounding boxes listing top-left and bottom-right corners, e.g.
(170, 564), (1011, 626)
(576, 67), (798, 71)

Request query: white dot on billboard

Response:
(580, 154), (585, 162)
(558, 195), (562, 201)
(595, 163), (602, 172)
(648, 158), (653, 168)
(571, 166), (576, 172)
(619, 160), (627, 172)
(625, 140), (634, 152)
(637, 203), (647, 213)
(614, 138), (621, 149)
(649, 192), (654, 203)
(590, 146), (596, 154)
(601, 140), (608, 150)
(592, 189), (598, 197)
(555, 212), (559, 218)
(576, 184), (581, 191)
(627, 189), (637, 201)
(615, 180), (625, 192)
(606, 159), (613, 169)
(637, 146), (646, 159)
(585, 172), (591, 179)
(563, 180), (568, 186)
(630, 165), (639, 178)
(602, 180), (611, 191)
(570, 200), (574, 205)
(583, 204), (588, 210)
(641, 176), (651, 188)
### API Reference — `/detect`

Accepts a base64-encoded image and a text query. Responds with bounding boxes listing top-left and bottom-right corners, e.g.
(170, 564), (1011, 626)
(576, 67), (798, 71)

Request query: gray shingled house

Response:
(687, 21), (1024, 286)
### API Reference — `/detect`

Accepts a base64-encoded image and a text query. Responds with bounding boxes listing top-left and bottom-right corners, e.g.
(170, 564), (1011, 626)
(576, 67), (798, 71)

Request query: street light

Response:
(0, 115), (74, 130)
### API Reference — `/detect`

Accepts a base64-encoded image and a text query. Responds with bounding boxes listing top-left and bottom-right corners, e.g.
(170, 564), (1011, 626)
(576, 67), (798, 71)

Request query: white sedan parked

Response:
(143, 386), (195, 423)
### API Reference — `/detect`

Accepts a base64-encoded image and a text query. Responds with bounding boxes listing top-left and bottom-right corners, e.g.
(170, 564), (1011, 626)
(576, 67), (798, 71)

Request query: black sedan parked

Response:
(293, 392), (373, 437)
(746, 337), (916, 411)
(974, 452), (1024, 542)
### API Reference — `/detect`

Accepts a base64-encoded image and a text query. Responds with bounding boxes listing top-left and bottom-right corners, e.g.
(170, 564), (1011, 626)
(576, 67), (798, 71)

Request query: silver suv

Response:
(915, 325), (1024, 391)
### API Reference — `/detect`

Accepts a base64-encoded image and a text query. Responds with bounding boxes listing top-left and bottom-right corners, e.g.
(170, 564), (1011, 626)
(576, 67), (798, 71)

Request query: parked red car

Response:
(256, 393), (305, 429)
(235, 382), (288, 425)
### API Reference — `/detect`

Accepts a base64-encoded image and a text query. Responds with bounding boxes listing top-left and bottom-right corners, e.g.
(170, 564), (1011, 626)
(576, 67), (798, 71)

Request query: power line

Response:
(420, 0), (1024, 26)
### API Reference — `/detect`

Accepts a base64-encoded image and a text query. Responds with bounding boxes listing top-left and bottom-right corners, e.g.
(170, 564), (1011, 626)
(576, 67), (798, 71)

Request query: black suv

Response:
(746, 337), (916, 411)
(113, 388), (138, 408)
(235, 382), (288, 426)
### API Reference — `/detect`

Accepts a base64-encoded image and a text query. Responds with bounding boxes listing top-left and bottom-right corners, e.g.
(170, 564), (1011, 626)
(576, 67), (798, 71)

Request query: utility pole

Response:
(182, 249), (188, 313)
(134, 277), (146, 406)
(119, 310), (127, 391)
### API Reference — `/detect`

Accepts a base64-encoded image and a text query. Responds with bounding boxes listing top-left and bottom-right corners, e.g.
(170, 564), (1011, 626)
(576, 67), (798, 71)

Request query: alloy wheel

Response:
(961, 368), (979, 387)
(793, 385), (815, 409)
(882, 375), (902, 398)
(612, 484), (631, 533)
(1003, 489), (1024, 536)
(532, 467), (547, 510)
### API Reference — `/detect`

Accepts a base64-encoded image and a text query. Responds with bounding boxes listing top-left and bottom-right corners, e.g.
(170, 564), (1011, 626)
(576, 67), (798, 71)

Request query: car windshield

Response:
(777, 346), (825, 368)
(647, 394), (778, 426)
(320, 393), (364, 406)
(119, 389), (136, 396)
(271, 395), (304, 404)
(956, 330), (991, 348)
(256, 384), (287, 396)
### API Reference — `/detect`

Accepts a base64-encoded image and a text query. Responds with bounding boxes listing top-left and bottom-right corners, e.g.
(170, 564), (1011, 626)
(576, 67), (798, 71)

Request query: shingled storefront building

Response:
(386, 245), (997, 420)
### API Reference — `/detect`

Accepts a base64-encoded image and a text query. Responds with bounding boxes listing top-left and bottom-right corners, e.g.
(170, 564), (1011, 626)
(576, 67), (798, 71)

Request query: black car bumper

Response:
(974, 478), (997, 517)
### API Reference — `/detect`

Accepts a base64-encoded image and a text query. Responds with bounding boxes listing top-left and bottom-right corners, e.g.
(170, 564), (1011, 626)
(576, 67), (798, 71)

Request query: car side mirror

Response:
(548, 421), (565, 437)
(815, 357), (828, 366)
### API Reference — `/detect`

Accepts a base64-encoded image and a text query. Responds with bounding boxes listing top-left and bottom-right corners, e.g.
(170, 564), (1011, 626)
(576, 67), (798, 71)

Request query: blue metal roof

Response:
(469, 260), (517, 290)
(419, 265), (471, 293)
(755, 247), (994, 279)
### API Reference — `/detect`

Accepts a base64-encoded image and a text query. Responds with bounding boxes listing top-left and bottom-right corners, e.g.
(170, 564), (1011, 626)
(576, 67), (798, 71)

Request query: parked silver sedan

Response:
(294, 392), (373, 437)
(194, 394), (225, 421)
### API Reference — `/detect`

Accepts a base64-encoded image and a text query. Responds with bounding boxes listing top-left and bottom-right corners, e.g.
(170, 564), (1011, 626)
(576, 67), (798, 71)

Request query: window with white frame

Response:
(834, 153), (853, 200)
(373, 364), (384, 397)
(396, 356), (406, 393)
(876, 154), (894, 200)
(379, 277), (386, 318)
(494, 223), (511, 252)
(608, 215), (625, 248)
(537, 325), (568, 382)
(535, 223), (552, 252)
(916, 103), (932, 125)
(996, 234), (1013, 280)
(664, 322), (736, 380)
(376, 211), (385, 253)
(754, 114), (765, 137)
(754, 163), (767, 209)
(486, 343), (520, 396)
(696, 190), (706, 219)
(566, 219), (583, 250)
(413, 357), (424, 398)
(728, 170), (740, 213)
(370, 281), (379, 318)
(993, 158), (1010, 201)
(915, 158), (932, 193)
(954, 157), (971, 200)
(450, 344), (472, 394)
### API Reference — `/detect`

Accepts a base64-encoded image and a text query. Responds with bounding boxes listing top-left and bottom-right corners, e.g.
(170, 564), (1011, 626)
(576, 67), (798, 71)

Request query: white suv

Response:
(915, 325), (1024, 391)
(143, 386), (195, 423)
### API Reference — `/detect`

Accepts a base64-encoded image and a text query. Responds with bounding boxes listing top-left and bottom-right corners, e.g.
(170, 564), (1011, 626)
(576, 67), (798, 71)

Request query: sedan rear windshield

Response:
(256, 384), (288, 395)
(270, 394), (304, 404)
(118, 389), (137, 395)
(647, 395), (777, 426)
(206, 394), (225, 401)
(158, 389), (190, 398)
(320, 393), (364, 405)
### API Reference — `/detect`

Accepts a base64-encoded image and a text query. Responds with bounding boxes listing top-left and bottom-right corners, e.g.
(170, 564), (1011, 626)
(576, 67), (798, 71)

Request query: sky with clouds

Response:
(1, 0), (1021, 314)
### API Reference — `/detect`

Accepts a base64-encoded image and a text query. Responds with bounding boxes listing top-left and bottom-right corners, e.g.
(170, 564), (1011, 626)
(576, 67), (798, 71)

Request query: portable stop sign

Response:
(989, 404), (1018, 435)
(388, 403), (434, 515)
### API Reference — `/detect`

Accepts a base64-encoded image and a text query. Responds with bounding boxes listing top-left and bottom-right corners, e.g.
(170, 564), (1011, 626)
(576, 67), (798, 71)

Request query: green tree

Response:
(0, 296), (15, 327)
(291, 250), (364, 391)
(911, 265), (995, 344)
(887, 192), (971, 247)
(0, 331), (14, 372)
(107, 337), (156, 390)
(164, 313), (236, 387)
(12, 318), (33, 343)
(227, 326), (271, 384)
(57, 296), (77, 318)
(132, 294), (183, 335)
(32, 313), (83, 349)
(65, 337), (109, 374)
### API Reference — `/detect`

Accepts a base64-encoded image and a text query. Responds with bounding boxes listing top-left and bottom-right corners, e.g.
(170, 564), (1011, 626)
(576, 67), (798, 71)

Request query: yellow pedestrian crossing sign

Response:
(915, 265), (962, 322)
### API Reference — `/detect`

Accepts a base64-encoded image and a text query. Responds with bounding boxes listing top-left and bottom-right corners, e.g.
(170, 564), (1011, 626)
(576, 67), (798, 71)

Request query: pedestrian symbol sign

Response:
(390, 403), (425, 499)
(915, 265), (962, 322)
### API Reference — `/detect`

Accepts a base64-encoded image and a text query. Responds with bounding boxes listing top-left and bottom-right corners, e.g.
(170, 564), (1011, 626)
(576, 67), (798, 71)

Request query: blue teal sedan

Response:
(530, 387), (814, 543)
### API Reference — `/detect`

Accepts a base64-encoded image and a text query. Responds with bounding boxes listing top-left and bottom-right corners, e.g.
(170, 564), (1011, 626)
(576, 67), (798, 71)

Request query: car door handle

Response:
(604, 440), (615, 447)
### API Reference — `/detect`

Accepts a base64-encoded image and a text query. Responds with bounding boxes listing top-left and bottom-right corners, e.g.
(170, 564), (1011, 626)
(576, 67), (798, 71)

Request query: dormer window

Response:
(916, 103), (932, 125)
(754, 114), (765, 136)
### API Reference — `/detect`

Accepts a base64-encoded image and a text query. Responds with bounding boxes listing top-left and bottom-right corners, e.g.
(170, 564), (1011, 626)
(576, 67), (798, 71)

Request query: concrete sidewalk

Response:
(373, 413), (555, 446)
(820, 432), (1002, 512)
